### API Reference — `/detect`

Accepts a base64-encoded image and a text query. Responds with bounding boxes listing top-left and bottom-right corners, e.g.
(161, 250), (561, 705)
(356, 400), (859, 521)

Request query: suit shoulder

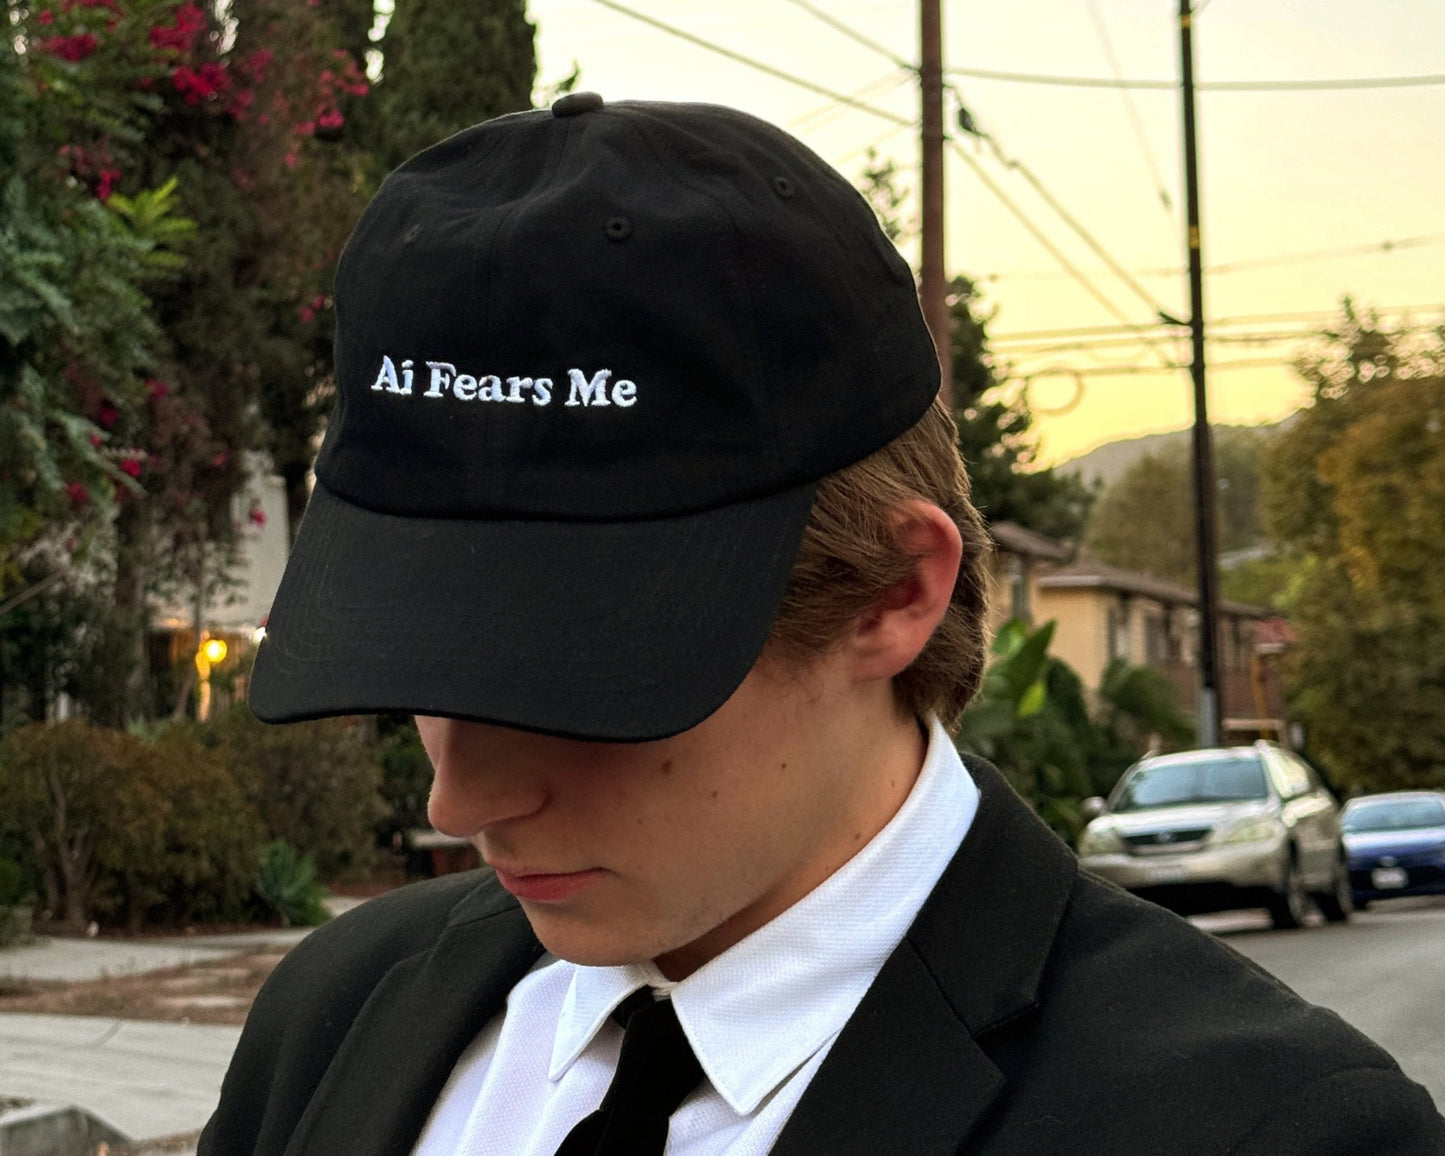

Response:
(269, 869), (502, 994)
(1004, 871), (1442, 1147)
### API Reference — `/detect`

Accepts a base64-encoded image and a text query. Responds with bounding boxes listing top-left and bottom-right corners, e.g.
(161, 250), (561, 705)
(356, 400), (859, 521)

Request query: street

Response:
(1195, 895), (1445, 1108)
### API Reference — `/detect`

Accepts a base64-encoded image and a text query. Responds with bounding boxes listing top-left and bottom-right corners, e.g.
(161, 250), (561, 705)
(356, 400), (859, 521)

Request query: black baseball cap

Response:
(249, 95), (940, 741)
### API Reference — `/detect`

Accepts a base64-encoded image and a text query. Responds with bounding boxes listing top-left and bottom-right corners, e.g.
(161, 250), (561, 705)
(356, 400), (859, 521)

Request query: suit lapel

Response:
(774, 756), (1077, 1155)
(285, 880), (544, 1156)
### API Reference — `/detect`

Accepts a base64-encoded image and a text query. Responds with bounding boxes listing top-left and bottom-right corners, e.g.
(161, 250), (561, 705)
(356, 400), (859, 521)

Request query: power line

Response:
(836, 122), (913, 170)
(946, 135), (1179, 368)
(945, 97), (1178, 323)
(1001, 330), (1320, 358)
(1084, 0), (1175, 218)
(966, 125), (1177, 323)
(945, 65), (1445, 92)
(788, 69), (913, 132)
(984, 233), (1445, 282)
(779, 0), (913, 72)
(990, 304), (1445, 344)
(1200, 234), (1445, 276)
(584, 0), (912, 127)
(1024, 356), (1294, 380)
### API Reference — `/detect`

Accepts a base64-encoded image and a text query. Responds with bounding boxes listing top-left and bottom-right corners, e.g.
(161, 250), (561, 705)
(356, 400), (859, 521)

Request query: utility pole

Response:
(920, 0), (952, 408)
(1178, 0), (1223, 746)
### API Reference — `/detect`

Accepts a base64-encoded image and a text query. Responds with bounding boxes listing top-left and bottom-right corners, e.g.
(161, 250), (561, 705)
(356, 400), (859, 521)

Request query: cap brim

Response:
(248, 480), (817, 741)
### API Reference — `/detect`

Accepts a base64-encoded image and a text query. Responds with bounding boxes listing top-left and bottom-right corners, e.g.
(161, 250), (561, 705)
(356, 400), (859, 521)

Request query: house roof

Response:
(1036, 558), (1270, 619)
(988, 520), (1073, 563)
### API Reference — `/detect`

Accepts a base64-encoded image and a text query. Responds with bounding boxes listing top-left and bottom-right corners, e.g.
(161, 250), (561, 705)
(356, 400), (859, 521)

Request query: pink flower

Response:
(212, 451), (228, 468)
(146, 378), (169, 399)
(98, 402), (118, 428)
(244, 47), (273, 83)
(120, 457), (142, 478)
(37, 10), (54, 24)
(95, 167), (120, 201)
(248, 507), (267, 526)
(283, 151), (297, 169)
(88, 433), (102, 448)
(316, 109), (344, 131)
(149, 2), (205, 52)
(42, 33), (98, 62)
(66, 481), (90, 505)
(293, 120), (315, 136)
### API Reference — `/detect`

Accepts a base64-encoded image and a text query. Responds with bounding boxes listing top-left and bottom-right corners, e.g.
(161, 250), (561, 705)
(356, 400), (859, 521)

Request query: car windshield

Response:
(1343, 797), (1445, 833)
(1112, 754), (1269, 811)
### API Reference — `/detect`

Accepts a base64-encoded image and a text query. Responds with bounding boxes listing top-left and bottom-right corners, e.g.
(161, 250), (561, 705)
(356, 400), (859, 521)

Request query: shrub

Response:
(95, 725), (262, 930)
(0, 720), (126, 927)
(0, 719), (261, 929)
(0, 858), (31, 907)
(254, 840), (329, 927)
(376, 716), (432, 853)
(209, 707), (387, 881)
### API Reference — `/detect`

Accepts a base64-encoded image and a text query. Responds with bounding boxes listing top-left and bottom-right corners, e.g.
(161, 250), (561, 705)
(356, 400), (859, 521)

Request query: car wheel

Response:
(1268, 855), (1310, 930)
(1315, 856), (1353, 923)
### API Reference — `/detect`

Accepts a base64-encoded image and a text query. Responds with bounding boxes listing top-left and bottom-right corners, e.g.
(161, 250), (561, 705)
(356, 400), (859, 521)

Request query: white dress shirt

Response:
(412, 716), (978, 1156)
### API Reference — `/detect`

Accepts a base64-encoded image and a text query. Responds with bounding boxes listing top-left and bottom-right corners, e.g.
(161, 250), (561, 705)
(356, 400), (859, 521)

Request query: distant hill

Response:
(1057, 419), (1292, 489)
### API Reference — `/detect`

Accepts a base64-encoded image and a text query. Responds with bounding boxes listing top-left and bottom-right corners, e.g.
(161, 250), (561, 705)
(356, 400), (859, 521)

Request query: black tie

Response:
(554, 988), (705, 1156)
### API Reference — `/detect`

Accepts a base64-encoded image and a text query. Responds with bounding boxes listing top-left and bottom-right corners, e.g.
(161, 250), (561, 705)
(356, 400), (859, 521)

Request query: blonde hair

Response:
(767, 396), (990, 726)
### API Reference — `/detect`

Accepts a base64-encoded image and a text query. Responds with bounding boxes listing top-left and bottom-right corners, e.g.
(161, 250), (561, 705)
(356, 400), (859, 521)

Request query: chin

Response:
(524, 912), (664, 969)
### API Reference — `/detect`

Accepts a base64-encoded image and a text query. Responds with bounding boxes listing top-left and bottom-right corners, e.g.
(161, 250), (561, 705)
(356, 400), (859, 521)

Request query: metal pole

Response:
(1179, 0), (1223, 746)
(920, 0), (952, 408)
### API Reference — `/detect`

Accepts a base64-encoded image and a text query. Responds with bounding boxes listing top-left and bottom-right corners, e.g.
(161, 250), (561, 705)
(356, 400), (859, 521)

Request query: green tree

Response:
(0, 13), (187, 574)
(948, 277), (1095, 541)
(1083, 428), (1269, 586)
(1262, 304), (1445, 793)
(852, 155), (1093, 542)
(365, 0), (535, 174)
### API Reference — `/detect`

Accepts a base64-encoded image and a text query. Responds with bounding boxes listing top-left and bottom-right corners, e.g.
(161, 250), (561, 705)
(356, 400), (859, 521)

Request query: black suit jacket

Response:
(200, 757), (1445, 1154)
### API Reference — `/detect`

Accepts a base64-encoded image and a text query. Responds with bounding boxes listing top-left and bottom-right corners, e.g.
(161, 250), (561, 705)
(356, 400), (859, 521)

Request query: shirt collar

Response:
(549, 716), (978, 1114)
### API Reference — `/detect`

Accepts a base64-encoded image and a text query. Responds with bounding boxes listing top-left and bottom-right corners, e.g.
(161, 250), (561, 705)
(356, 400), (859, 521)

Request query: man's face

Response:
(416, 648), (920, 979)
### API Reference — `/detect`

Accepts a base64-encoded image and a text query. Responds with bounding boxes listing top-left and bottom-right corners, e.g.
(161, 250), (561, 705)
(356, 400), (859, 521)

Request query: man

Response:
(203, 96), (1444, 1154)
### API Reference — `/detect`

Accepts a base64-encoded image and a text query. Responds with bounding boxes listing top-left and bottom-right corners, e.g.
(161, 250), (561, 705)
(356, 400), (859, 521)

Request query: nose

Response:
(417, 717), (549, 838)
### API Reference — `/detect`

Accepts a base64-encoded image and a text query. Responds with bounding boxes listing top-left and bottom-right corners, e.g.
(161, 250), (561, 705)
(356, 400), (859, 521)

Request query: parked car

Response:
(1341, 790), (1445, 907)
(1077, 743), (1351, 929)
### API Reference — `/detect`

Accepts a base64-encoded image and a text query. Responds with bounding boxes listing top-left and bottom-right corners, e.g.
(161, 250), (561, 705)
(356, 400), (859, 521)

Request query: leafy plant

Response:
(957, 620), (1192, 843)
(254, 840), (329, 928)
(208, 706), (387, 881)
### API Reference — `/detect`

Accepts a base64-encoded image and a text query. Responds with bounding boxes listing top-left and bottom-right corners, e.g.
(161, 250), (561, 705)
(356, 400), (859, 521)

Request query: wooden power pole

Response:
(920, 0), (952, 408)
(1179, 0), (1223, 746)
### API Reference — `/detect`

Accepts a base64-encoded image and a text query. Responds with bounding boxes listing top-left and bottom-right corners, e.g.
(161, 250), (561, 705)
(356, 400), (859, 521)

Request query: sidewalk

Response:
(0, 897), (364, 984)
(0, 897), (366, 1146)
(0, 1014), (238, 1142)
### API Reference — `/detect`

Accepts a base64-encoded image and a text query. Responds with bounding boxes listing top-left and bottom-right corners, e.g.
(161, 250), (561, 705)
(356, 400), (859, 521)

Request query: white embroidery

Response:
(566, 368), (611, 407)
(565, 368), (637, 408)
(370, 355), (416, 395)
(370, 358), (625, 409)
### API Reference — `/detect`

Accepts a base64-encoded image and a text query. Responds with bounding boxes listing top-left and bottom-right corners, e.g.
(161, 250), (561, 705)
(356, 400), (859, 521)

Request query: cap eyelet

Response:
(604, 216), (633, 242)
(772, 175), (795, 199)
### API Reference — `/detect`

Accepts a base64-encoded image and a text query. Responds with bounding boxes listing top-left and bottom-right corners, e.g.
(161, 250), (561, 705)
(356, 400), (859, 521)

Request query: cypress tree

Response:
(371, 0), (535, 172)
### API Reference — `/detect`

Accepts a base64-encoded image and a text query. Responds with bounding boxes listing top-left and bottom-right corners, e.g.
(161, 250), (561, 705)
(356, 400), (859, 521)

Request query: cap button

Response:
(552, 91), (605, 118)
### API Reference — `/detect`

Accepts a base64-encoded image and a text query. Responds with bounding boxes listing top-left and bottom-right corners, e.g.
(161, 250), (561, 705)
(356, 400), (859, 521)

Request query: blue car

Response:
(1341, 791), (1445, 906)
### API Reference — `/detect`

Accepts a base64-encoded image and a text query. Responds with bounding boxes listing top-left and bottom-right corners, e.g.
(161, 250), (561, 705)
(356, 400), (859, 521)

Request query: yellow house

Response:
(986, 525), (1285, 739)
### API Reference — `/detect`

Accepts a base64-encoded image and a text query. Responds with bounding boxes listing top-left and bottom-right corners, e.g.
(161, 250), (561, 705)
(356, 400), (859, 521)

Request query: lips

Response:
(492, 866), (605, 902)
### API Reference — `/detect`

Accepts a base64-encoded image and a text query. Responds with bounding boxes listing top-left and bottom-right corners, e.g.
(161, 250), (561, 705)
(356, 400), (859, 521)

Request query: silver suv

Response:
(1077, 743), (1352, 929)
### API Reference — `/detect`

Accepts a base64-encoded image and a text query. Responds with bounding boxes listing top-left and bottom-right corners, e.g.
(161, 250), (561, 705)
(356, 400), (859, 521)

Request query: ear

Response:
(848, 500), (963, 684)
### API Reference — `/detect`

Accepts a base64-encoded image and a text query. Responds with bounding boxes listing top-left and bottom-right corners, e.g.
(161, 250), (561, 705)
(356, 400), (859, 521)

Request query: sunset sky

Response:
(524, 0), (1445, 463)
